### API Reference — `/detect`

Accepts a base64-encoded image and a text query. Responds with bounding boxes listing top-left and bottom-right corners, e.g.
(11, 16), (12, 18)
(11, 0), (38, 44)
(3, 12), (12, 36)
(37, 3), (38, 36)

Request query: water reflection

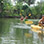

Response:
(38, 33), (44, 42)
(0, 18), (44, 44)
(25, 33), (32, 38)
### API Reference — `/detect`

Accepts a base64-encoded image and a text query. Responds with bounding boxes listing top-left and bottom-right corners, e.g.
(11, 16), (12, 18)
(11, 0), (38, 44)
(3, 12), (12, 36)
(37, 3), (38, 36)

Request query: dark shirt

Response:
(42, 22), (44, 24)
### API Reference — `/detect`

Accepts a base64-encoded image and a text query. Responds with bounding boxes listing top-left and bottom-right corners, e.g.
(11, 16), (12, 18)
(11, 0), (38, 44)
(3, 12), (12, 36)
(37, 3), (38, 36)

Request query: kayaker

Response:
(20, 13), (31, 23)
(20, 16), (24, 23)
(20, 16), (28, 23)
(39, 15), (44, 26)
(24, 16), (28, 21)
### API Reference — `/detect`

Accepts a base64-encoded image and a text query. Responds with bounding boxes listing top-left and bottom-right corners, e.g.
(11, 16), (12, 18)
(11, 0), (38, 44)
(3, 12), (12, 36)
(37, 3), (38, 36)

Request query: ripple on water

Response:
(0, 37), (20, 44)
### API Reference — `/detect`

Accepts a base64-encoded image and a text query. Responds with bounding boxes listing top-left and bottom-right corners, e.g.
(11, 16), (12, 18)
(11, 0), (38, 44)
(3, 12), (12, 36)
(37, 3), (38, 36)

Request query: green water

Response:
(0, 18), (44, 44)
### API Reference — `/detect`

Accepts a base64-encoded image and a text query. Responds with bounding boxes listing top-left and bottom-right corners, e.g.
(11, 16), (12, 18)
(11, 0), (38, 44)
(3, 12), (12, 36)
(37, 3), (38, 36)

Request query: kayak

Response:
(31, 25), (42, 30)
(25, 21), (33, 24)
(31, 25), (44, 33)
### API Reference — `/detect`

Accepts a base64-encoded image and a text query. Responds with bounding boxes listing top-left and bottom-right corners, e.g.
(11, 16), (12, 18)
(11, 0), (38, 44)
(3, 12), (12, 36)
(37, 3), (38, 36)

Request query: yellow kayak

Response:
(31, 25), (44, 33)
(25, 21), (33, 24)
(31, 25), (42, 30)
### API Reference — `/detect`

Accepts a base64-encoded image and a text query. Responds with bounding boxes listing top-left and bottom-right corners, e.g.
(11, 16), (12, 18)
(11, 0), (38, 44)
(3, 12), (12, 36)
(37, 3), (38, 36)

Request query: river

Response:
(0, 18), (44, 44)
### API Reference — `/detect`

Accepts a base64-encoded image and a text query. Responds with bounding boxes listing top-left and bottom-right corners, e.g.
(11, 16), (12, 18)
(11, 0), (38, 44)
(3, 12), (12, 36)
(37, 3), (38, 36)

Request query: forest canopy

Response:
(0, 0), (44, 19)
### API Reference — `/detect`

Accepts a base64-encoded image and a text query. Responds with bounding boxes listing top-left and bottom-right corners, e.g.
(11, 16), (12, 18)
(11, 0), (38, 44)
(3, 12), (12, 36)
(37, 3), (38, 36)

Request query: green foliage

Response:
(41, 2), (44, 14)
(30, 2), (44, 19)
(1, 0), (44, 19)
(0, 0), (13, 16)
(0, 0), (35, 17)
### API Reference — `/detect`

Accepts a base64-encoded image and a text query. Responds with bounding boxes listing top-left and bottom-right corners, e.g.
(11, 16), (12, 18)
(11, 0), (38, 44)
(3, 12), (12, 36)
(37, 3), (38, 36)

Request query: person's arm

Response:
(39, 19), (42, 24)
(38, 19), (42, 26)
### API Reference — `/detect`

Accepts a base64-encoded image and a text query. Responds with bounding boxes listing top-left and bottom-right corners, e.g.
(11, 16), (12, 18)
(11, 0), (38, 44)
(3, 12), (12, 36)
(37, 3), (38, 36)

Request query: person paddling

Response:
(20, 16), (28, 23)
(20, 13), (31, 23)
(39, 15), (44, 26)
(20, 16), (24, 23)
(24, 16), (28, 21)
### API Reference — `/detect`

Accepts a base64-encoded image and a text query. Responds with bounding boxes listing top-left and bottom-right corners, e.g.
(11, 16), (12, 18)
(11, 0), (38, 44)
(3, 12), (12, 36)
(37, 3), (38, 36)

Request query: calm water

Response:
(0, 18), (44, 44)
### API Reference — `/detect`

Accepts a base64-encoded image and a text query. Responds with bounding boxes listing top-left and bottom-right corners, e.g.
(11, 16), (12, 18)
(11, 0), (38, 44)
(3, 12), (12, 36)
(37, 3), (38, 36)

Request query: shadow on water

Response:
(0, 19), (4, 43)
(0, 21), (3, 34)
(0, 18), (44, 44)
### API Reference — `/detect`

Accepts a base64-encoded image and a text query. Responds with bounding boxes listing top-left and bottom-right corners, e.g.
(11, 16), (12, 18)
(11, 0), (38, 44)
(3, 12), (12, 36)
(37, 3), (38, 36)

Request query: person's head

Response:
(25, 16), (28, 19)
(42, 15), (44, 19)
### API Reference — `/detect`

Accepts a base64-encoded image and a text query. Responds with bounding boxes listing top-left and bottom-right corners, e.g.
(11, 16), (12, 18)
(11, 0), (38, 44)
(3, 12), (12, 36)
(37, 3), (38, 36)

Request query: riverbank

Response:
(0, 16), (21, 18)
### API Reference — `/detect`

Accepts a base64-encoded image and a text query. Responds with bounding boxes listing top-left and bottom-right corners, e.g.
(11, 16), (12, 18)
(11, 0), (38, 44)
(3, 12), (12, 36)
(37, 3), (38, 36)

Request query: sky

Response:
(35, 0), (40, 3)
(30, 0), (40, 7)
(11, 0), (41, 6)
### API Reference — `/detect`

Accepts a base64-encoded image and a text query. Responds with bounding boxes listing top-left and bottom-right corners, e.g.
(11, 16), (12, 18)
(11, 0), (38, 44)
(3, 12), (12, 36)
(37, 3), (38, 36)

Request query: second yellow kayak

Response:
(31, 25), (42, 30)
(31, 25), (44, 33)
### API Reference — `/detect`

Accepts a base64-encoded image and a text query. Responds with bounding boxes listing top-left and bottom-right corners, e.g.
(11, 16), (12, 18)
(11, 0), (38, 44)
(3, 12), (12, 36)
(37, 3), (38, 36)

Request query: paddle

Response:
(39, 24), (44, 34)
(25, 21), (33, 24)
(41, 25), (44, 34)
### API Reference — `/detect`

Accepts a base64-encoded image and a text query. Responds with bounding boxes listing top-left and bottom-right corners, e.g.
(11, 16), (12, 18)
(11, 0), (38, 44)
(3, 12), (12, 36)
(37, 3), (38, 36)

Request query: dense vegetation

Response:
(31, 2), (44, 19)
(0, 0), (44, 19)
